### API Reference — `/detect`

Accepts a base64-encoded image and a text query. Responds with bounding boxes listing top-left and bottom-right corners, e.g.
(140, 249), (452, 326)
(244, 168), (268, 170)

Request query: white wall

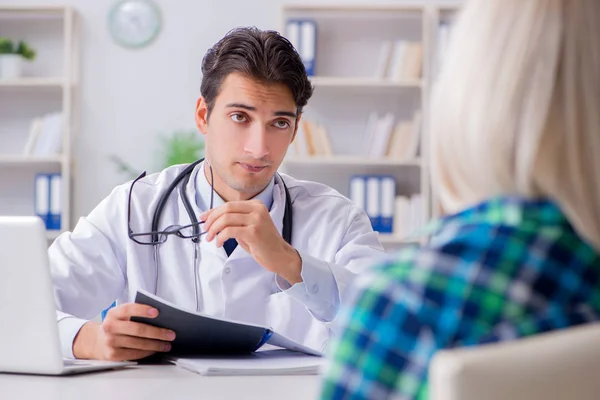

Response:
(0, 0), (459, 224)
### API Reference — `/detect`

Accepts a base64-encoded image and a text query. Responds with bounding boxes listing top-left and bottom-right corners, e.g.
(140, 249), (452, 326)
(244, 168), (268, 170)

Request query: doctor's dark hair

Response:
(200, 26), (313, 118)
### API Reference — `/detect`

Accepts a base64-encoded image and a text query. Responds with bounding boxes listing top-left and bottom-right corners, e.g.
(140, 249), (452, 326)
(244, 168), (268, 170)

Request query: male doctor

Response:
(50, 27), (385, 361)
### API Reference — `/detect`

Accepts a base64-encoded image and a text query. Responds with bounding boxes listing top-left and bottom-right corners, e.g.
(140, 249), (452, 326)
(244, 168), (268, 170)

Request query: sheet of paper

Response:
(268, 332), (323, 356)
(167, 349), (325, 376)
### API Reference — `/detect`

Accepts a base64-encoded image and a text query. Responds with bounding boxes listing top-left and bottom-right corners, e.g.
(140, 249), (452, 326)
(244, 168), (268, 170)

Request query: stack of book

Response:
(23, 112), (63, 156)
(362, 110), (421, 160)
(289, 119), (332, 157)
(392, 194), (425, 239)
(374, 40), (423, 81)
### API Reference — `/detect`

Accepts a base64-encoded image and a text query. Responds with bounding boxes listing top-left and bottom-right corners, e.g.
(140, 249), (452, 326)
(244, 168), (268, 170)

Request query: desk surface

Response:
(0, 364), (321, 400)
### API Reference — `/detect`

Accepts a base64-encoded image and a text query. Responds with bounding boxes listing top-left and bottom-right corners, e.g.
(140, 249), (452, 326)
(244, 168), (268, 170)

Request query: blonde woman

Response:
(321, 0), (600, 398)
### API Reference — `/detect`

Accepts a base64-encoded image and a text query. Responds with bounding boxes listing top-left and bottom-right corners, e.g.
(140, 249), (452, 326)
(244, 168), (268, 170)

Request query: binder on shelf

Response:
(349, 175), (397, 234)
(286, 19), (317, 76)
(349, 175), (366, 210)
(286, 20), (301, 53)
(34, 173), (62, 231)
(34, 174), (50, 229)
(379, 176), (396, 234)
(365, 176), (381, 232)
(48, 174), (62, 231)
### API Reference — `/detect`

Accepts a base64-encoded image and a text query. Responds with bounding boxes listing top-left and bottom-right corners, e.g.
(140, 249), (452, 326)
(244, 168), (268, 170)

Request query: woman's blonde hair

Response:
(430, 0), (600, 249)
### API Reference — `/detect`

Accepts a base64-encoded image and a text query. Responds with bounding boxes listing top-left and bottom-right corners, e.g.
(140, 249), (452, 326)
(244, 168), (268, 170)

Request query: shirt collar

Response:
(194, 161), (275, 211)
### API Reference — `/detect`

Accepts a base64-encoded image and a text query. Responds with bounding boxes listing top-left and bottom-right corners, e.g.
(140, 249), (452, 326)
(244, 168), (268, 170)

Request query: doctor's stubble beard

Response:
(219, 160), (275, 197)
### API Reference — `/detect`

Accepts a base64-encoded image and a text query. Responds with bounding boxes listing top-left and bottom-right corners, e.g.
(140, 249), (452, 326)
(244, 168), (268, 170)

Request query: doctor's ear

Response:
(195, 97), (209, 135)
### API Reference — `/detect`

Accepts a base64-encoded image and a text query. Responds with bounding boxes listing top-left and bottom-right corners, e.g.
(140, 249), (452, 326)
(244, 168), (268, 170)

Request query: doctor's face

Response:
(195, 73), (299, 201)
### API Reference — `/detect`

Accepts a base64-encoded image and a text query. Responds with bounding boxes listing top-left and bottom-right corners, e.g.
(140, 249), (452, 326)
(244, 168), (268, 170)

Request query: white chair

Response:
(429, 323), (600, 400)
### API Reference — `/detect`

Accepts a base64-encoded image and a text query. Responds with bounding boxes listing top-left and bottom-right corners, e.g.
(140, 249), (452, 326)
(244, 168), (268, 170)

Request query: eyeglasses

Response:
(127, 168), (214, 245)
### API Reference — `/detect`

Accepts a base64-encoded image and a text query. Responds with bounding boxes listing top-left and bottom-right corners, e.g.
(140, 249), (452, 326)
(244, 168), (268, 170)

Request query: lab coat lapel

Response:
(183, 162), (223, 257)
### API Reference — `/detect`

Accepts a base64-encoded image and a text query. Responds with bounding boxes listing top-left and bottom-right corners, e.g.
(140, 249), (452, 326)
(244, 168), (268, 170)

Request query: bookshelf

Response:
(427, 4), (461, 219)
(0, 6), (79, 241)
(309, 76), (423, 89)
(284, 156), (422, 167)
(0, 77), (66, 88)
(279, 3), (436, 249)
(279, 3), (463, 249)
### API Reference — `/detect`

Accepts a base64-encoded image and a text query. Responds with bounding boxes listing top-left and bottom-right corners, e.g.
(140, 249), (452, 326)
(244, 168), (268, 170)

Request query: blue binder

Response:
(34, 173), (62, 231)
(48, 173), (62, 231)
(286, 19), (317, 76)
(365, 175), (381, 231)
(379, 176), (396, 234)
(34, 173), (50, 229)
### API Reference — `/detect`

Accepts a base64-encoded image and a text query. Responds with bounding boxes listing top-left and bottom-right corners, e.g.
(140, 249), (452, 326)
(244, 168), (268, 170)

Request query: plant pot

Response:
(0, 54), (23, 79)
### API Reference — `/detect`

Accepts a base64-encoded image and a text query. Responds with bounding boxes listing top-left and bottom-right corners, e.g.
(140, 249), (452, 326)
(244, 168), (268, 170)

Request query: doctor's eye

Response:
(273, 119), (291, 129)
(230, 113), (248, 123)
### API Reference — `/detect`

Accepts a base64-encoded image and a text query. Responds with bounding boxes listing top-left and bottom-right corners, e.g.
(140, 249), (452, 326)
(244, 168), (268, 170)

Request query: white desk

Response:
(0, 364), (321, 400)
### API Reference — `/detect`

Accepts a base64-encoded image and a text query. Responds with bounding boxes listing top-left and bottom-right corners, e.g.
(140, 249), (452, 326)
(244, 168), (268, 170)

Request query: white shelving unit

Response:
(0, 6), (79, 241)
(279, 3), (434, 248)
(0, 77), (65, 87)
(427, 4), (461, 219)
(278, 3), (463, 248)
(284, 156), (422, 167)
(309, 76), (423, 89)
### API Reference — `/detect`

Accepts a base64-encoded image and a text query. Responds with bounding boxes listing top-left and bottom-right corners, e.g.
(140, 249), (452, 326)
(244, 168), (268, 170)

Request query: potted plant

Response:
(110, 130), (206, 179)
(0, 38), (36, 79)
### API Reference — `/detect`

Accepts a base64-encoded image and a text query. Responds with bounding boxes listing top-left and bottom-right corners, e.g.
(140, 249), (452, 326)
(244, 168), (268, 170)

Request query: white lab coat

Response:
(49, 163), (386, 358)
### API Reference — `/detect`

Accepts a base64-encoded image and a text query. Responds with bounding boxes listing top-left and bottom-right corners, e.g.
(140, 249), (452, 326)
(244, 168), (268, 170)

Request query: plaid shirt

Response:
(321, 197), (600, 400)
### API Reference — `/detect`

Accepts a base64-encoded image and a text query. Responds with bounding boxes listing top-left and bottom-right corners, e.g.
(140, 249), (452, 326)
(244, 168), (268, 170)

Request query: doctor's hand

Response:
(200, 200), (303, 285)
(72, 304), (176, 361)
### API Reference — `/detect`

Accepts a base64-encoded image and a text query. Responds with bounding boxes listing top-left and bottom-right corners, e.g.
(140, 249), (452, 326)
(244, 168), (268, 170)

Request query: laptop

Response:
(0, 216), (134, 375)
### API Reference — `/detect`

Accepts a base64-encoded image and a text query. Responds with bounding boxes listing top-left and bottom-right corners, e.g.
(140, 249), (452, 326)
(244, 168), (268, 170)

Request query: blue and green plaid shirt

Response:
(321, 197), (600, 400)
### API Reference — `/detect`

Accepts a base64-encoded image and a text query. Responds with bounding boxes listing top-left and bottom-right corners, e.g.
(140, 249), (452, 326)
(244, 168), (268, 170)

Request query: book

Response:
(32, 112), (63, 156)
(132, 289), (322, 357)
(374, 41), (393, 78)
(166, 348), (325, 376)
(368, 112), (395, 158)
(23, 117), (43, 155)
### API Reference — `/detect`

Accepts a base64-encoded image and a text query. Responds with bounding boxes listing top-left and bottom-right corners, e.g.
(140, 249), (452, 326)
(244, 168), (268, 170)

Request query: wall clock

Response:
(108, 0), (161, 48)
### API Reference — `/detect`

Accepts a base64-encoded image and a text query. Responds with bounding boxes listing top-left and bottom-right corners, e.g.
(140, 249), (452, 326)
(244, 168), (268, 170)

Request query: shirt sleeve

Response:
(50, 185), (130, 359)
(275, 252), (338, 322)
(276, 205), (387, 323)
(57, 314), (88, 359)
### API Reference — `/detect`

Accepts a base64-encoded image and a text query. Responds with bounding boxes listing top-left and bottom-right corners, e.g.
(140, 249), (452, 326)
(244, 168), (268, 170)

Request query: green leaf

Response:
(109, 130), (205, 179)
(16, 41), (36, 61)
(0, 37), (14, 54)
(158, 130), (205, 168)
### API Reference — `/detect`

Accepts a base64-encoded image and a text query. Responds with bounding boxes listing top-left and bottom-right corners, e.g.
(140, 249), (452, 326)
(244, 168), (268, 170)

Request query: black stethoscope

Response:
(147, 158), (293, 310)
